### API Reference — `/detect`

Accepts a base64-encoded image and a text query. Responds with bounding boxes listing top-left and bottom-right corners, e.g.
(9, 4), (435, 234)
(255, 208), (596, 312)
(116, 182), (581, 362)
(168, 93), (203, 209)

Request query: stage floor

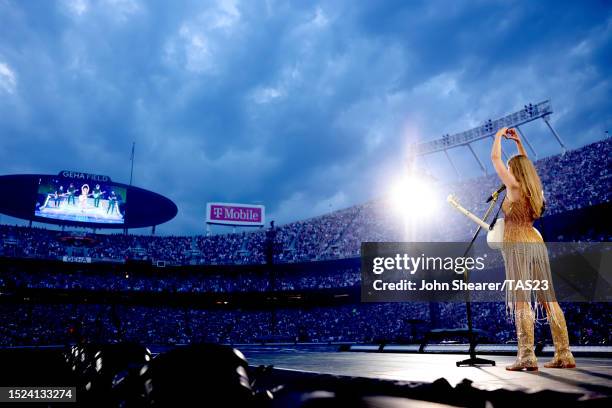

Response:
(242, 347), (612, 399)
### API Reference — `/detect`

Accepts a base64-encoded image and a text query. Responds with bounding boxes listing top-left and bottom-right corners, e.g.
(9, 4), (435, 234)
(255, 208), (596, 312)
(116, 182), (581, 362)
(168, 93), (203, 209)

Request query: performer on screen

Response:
(107, 190), (118, 215)
(79, 184), (90, 211)
(41, 185), (65, 209)
(491, 127), (575, 371)
(54, 185), (65, 207)
(67, 183), (76, 205)
(92, 184), (105, 208)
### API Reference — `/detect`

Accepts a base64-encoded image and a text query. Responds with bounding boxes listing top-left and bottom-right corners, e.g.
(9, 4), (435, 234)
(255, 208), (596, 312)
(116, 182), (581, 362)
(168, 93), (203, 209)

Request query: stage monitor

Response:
(34, 176), (127, 225)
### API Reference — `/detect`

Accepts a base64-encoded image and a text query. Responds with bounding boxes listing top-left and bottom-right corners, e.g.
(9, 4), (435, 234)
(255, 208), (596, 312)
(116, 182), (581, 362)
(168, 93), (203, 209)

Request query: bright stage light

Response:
(389, 176), (438, 219)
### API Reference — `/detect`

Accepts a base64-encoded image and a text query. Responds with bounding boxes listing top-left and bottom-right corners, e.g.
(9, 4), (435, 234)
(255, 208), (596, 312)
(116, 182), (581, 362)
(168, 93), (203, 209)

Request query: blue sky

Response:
(0, 0), (610, 234)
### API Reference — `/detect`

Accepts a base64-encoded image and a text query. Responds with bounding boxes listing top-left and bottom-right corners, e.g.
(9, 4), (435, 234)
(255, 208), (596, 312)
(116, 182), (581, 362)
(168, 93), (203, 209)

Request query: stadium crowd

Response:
(0, 266), (362, 294)
(0, 301), (608, 347)
(0, 139), (609, 349)
(1, 242), (601, 295)
(1, 139), (610, 265)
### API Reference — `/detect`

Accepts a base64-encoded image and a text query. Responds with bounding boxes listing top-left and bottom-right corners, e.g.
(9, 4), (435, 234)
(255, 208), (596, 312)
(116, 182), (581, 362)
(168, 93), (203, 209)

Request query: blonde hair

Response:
(508, 155), (544, 219)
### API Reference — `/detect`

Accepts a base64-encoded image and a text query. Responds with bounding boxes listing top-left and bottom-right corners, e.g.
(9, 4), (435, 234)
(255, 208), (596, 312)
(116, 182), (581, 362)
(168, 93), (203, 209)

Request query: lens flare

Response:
(389, 176), (438, 219)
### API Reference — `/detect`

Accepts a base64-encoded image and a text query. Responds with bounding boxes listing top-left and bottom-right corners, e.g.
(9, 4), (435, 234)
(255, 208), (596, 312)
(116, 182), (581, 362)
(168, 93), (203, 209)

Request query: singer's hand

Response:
(495, 127), (508, 138)
(503, 127), (521, 143)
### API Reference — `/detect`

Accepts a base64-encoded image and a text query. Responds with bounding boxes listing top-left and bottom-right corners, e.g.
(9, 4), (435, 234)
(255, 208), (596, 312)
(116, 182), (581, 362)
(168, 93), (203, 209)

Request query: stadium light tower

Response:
(410, 100), (567, 177)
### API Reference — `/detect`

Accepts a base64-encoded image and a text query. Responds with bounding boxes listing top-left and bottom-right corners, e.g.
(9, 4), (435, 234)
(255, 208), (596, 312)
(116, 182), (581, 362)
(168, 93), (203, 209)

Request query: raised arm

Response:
(491, 127), (519, 200)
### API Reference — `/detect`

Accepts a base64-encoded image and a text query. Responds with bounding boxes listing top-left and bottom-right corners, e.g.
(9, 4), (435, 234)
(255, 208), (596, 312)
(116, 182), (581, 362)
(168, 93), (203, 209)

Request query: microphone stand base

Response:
(456, 356), (496, 367)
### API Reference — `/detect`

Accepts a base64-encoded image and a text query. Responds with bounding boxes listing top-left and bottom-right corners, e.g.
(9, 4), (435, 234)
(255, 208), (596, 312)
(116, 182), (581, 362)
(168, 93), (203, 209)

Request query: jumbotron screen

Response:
(34, 176), (127, 224)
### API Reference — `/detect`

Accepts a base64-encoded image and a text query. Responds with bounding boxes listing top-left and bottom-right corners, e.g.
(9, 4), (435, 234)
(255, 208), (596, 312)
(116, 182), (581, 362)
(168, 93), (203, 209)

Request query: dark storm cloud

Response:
(0, 0), (610, 234)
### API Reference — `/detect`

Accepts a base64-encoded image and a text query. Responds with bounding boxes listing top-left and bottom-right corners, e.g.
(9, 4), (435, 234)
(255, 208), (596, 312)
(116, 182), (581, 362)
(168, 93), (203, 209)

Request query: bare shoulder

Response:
(506, 184), (522, 203)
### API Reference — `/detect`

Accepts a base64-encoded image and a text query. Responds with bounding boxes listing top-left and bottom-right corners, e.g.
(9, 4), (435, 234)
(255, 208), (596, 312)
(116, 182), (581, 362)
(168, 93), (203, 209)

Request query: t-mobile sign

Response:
(206, 202), (265, 226)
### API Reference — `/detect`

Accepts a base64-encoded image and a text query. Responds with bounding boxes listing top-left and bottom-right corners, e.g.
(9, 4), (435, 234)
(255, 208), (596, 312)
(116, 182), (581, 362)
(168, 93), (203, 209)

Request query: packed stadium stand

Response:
(0, 138), (610, 348)
(1, 138), (610, 265)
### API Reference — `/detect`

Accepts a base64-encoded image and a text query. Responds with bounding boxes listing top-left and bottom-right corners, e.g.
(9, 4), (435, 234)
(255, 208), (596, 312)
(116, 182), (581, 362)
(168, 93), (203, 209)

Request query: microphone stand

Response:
(456, 190), (503, 367)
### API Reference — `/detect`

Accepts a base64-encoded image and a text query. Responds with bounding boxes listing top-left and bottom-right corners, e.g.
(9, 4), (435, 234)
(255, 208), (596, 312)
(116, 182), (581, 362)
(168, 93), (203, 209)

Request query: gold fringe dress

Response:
(501, 192), (556, 319)
(501, 191), (576, 369)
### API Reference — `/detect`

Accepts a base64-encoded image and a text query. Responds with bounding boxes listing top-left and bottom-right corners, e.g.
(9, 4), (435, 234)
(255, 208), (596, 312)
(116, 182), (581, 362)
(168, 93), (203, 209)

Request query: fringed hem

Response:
(501, 241), (561, 325)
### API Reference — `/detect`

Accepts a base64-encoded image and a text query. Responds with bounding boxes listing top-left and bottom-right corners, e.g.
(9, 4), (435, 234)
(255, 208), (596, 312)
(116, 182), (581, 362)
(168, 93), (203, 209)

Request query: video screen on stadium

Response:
(34, 176), (127, 224)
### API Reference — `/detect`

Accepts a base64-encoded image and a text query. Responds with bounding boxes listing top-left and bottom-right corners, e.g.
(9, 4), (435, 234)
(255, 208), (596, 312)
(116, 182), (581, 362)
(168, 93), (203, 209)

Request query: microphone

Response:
(486, 185), (506, 202)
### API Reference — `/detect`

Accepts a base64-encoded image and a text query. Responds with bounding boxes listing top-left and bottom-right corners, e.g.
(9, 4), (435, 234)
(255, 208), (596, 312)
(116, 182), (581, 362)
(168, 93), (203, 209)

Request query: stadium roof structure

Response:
(0, 172), (177, 229)
(410, 100), (567, 177)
